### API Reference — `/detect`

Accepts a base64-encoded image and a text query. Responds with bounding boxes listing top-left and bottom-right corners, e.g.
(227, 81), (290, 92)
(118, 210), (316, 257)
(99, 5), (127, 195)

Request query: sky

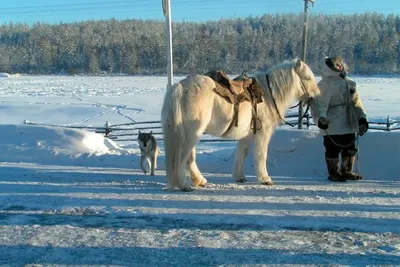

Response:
(0, 0), (399, 25)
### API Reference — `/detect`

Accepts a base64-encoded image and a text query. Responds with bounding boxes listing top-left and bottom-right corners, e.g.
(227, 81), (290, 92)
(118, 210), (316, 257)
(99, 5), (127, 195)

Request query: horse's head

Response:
(294, 59), (320, 102)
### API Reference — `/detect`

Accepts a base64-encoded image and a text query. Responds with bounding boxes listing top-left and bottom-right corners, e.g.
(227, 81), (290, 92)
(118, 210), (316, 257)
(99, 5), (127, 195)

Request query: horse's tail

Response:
(161, 81), (185, 188)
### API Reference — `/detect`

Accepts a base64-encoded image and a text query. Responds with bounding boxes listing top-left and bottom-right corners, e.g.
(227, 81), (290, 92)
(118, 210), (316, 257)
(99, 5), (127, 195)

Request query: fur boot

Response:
(341, 156), (362, 180)
(326, 158), (346, 182)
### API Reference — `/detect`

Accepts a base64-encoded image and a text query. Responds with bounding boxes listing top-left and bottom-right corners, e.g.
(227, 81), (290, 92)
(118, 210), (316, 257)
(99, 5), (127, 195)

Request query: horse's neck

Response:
(265, 80), (296, 120)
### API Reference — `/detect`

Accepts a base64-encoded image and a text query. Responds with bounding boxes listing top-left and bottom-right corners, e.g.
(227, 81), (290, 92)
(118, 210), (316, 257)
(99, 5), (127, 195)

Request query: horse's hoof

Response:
(236, 178), (247, 183)
(181, 186), (194, 192)
(192, 178), (207, 188)
(198, 183), (207, 188)
(262, 181), (274, 186)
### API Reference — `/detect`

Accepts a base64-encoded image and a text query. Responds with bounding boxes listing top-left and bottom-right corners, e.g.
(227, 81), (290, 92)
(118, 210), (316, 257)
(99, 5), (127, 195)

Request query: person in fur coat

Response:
(311, 57), (369, 182)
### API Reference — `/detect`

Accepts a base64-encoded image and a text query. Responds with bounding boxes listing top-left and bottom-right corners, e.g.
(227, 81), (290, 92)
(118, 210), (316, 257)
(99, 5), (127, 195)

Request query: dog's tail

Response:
(161, 81), (185, 189)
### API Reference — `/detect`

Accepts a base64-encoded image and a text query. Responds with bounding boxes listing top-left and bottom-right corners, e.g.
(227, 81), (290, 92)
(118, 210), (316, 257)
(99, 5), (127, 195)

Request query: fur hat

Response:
(325, 57), (345, 72)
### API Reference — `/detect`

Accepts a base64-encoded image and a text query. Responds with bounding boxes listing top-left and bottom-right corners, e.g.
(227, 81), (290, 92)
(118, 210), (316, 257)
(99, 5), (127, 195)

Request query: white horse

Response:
(161, 59), (320, 191)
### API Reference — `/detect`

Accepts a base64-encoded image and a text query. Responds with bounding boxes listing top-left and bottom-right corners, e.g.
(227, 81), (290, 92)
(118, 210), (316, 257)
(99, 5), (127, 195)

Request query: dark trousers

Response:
(323, 133), (357, 158)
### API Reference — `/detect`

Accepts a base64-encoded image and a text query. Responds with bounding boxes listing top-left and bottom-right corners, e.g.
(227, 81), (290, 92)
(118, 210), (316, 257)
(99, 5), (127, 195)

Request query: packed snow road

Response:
(0, 163), (399, 266)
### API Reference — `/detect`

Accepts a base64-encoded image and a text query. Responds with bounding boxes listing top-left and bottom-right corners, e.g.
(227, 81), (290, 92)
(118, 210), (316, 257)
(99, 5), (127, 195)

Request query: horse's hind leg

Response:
(173, 139), (193, 191)
(177, 119), (208, 190)
(233, 135), (253, 183)
(187, 147), (207, 187)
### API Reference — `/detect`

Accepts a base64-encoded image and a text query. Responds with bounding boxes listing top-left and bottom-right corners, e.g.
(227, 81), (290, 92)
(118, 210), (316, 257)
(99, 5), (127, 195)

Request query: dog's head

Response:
(138, 131), (153, 149)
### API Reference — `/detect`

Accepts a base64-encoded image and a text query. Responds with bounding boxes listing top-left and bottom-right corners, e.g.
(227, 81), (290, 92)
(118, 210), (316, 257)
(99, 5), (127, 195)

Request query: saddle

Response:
(204, 70), (264, 135)
(204, 70), (263, 105)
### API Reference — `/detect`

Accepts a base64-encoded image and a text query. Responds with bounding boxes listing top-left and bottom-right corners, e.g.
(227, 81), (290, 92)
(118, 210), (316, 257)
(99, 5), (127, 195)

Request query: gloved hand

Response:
(359, 118), (369, 136)
(318, 117), (329, 130)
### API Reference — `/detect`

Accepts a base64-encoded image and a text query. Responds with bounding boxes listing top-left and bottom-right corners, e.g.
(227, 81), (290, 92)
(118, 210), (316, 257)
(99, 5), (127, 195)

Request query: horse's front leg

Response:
(253, 129), (274, 185)
(233, 135), (253, 183)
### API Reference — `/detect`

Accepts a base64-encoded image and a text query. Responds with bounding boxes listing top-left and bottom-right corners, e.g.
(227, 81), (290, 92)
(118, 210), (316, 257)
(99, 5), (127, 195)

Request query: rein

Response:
(323, 130), (359, 148)
(265, 73), (310, 128)
(307, 78), (359, 148)
(306, 95), (360, 148)
(355, 136), (361, 174)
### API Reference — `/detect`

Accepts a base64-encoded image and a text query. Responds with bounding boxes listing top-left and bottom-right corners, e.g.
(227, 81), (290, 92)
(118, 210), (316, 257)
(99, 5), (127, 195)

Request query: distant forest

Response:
(0, 13), (399, 75)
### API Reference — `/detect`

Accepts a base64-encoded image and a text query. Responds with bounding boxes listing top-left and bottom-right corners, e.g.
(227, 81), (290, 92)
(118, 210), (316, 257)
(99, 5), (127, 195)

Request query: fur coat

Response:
(310, 58), (367, 136)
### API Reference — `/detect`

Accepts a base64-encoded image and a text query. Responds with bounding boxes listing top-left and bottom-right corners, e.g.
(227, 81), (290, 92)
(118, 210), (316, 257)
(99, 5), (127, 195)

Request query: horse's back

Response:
(176, 74), (216, 112)
(178, 74), (216, 92)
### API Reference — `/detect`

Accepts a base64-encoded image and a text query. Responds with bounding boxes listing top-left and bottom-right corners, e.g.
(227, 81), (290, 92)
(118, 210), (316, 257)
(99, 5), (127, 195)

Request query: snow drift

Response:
(0, 125), (122, 165)
(0, 124), (398, 181)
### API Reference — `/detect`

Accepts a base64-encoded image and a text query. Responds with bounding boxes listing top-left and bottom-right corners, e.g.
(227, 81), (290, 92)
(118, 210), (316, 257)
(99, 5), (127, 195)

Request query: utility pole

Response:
(298, 0), (315, 129)
(162, 0), (173, 87)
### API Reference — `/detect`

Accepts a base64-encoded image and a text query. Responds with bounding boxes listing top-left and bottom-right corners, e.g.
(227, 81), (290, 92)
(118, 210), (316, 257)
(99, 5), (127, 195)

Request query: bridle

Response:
(265, 67), (313, 127)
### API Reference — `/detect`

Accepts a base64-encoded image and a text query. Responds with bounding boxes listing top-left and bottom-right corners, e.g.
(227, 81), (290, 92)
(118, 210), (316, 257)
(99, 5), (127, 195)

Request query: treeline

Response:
(0, 13), (399, 75)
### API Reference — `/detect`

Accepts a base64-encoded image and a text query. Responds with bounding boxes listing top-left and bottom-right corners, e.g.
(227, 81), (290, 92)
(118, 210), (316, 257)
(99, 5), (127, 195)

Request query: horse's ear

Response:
(297, 60), (313, 80)
(138, 131), (141, 134)
(295, 59), (302, 70)
(150, 131), (153, 135)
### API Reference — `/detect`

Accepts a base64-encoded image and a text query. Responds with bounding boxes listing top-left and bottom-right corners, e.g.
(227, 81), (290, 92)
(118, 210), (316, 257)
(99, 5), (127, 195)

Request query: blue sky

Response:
(1, 0), (399, 25)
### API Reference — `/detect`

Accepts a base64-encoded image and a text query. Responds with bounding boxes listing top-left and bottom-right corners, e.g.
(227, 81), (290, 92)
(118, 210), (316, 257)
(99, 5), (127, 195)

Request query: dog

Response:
(137, 131), (159, 176)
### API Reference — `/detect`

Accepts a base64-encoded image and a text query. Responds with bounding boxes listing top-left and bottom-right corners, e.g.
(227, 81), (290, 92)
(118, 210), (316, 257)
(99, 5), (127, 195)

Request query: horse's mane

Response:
(253, 59), (300, 108)
(267, 58), (299, 74)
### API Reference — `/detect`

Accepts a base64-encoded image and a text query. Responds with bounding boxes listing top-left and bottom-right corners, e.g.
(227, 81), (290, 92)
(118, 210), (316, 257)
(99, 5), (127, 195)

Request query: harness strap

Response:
(249, 86), (262, 134)
(222, 110), (237, 137)
(251, 102), (258, 134)
(266, 74), (310, 127)
(221, 87), (261, 137)
(221, 95), (241, 137)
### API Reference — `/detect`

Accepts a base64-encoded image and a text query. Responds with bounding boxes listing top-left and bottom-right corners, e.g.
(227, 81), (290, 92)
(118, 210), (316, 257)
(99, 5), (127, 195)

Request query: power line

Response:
(0, 0), (369, 14)
(0, 2), (300, 16)
(1, 0), (142, 10)
(324, 7), (400, 14)
(0, 0), (397, 22)
(0, 0), (390, 11)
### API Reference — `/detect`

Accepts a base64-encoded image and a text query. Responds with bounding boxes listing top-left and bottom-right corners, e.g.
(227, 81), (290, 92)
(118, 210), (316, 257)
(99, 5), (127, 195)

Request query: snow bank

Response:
(0, 124), (398, 181)
(0, 73), (10, 78)
(266, 128), (400, 180)
(0, 125), (123, 165)
(193, 128), (400, 181)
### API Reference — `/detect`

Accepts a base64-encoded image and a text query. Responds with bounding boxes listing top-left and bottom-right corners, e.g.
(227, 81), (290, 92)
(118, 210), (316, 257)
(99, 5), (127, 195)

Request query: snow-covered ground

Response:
(0, 75), (399, 266)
